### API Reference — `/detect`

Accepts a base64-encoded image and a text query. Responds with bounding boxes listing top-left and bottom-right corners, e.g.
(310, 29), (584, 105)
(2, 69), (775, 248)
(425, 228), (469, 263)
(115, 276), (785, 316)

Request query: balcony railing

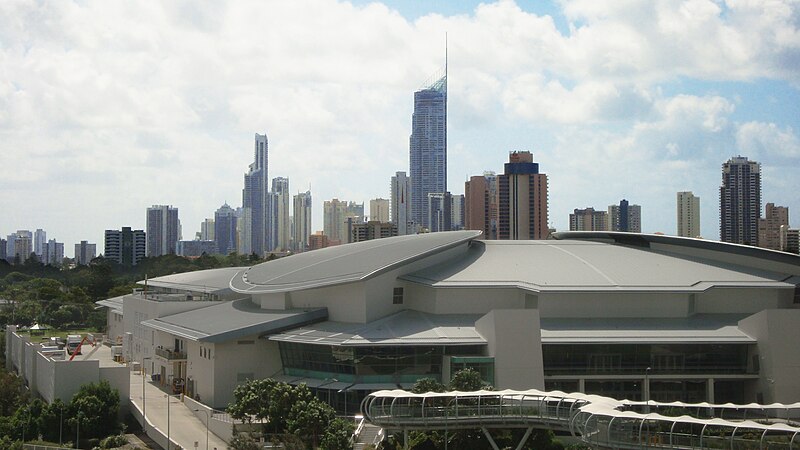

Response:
(155, 347), (187, 360)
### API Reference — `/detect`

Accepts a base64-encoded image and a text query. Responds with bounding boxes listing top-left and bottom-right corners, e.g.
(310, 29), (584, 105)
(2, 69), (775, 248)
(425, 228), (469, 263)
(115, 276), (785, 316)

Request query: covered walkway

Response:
(362, 389), (800, 449)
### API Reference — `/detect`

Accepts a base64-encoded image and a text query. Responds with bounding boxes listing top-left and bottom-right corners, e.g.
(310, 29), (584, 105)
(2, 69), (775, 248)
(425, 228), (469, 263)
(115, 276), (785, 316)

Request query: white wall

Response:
(186, 339), (215, 406)
(433, 288), (524, 314)
(289, 283), (367, 323)
(538, 292), (691, 318)
(476, 309), (544, 390)
(696, 287), (788, 314)
(739, 309), (800, 403)
(211, 337), (282, 409)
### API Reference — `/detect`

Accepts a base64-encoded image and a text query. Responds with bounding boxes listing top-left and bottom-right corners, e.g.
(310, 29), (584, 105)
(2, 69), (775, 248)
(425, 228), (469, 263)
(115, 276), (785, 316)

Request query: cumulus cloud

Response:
(0, 0), (798, 249)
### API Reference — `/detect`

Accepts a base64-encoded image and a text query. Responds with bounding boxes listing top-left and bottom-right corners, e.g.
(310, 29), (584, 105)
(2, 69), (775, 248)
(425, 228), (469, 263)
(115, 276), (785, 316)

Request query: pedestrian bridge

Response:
(361, 389), (800, 449)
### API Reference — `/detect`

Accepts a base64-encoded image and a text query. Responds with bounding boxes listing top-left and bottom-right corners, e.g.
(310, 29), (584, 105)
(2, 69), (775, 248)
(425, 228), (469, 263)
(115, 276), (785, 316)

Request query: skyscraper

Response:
(465, 172), (498, 239)
(214, 203), (238, 256)
(41, 239), (64, 267)
(74, 240), (96, 265)
(146, 205), (180, 257)
(676, 191), (701, 238)
(200, 219), (215, 241)
(391, 171), (413, 235)
(34, 229), (46, 257)
(370, 198), (390, 223)
(10, 230), (33, 263)
(323, 199), (363, 245)
(105, 227), (146, 265)
(409, 69), (447, 231)
(293, 191), (312, 252)
(427, 192), (452, 233)
(498, 152), (549, 240)
(758, 203), (789, 251)
(243, 133), (269, 256)
(450, 194), (465, 231)
(609, 199), (642, 233)
(720, 156), (761, 245)
(570, 207), (609, 231)
(271, 177), (291, 252)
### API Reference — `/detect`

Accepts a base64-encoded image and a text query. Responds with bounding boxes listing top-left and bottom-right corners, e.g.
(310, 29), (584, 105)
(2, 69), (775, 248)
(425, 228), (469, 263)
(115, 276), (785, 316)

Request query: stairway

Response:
(353, 423), (382, 449)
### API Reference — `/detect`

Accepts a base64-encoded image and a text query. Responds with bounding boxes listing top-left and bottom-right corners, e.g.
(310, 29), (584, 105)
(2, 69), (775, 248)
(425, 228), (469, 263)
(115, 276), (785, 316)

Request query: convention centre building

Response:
(97, 231), (800, 412)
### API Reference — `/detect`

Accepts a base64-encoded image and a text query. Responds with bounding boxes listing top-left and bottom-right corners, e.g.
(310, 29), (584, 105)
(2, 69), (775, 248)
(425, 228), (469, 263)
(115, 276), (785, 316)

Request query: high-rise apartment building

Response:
(780, 226), (799, 254)
(677, 192), (701, 238)
(34, 229), (46, 257)
(323, 199), (363, 245)
(308, 231), (330, 251)
(498, 152), (549, 240)
(351, 221), (398, 242)
(370, 198), (390, 223)
(200, 219), (215, 241)
(41, 239), (63, 266)
(214, 203), (238, 256)
(465, 172), (499, 239)
(609, 200), (642, 233)
(570, 208), (609, 231)
(758, 203), (789, 251)
(105, 227), (146, 266)
(451, 194), (465, 231)
(427, 192), (452, 233)
(410, 72), (447, 231)
(293, 191), (312, 252)
(242, 133), (269, 256)
(146, 205), (180, 257)
(391, 171), (413, 235)
(237, 207), (252, 255)
(271, 177), (291, 252)
(8, 230), (32, 263)
(0, 239), (6, 261)
(74, 240), (96, 265)
(720, 156), (761, 245)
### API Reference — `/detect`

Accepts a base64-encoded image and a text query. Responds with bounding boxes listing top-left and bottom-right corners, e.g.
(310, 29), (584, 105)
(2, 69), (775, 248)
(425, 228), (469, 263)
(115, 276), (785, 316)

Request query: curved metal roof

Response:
(137, 267), (248, 294)
(231, 230), (480, 294)
(402, 238), (797, 292)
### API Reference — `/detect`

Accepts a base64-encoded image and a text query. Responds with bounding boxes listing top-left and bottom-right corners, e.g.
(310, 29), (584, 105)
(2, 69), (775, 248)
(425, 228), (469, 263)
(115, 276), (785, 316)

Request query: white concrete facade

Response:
(93, 231), (800, 411)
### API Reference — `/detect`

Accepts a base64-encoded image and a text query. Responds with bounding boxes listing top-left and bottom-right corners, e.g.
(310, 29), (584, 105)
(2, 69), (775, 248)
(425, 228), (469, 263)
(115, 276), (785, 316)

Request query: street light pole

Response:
(59, 403), (64, 446)
(166, 394), (171, 450)
(76, 411), (83, 449)
(645, 366), (652, 413)
(142, 356), (151, 433)
(193, 409), (210, 450)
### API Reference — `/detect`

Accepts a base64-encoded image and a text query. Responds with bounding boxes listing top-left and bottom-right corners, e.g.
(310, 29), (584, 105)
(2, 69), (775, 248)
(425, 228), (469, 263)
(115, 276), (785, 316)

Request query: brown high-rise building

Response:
(498, 151), (549, 240)
(758, 203), (789, 251)
(465, 172), (498, 239)
(569, 207), (609, 231)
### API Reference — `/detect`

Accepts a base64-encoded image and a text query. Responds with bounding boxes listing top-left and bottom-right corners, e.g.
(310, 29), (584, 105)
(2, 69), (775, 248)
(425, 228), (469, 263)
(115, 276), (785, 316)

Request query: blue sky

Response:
(1, 0), (799, 254)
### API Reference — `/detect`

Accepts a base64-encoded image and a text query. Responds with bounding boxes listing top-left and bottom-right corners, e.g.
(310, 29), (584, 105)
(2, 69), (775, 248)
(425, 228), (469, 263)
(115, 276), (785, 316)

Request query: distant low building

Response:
(308, 231), (330, 250)
(569, 207), (609, 231)
(177, 240), (217, 257)
(352, 221), (398, 242)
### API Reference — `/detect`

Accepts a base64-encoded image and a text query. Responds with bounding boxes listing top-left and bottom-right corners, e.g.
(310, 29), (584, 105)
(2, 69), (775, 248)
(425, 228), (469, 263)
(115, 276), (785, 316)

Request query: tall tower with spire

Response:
(409, 41), (447, 232)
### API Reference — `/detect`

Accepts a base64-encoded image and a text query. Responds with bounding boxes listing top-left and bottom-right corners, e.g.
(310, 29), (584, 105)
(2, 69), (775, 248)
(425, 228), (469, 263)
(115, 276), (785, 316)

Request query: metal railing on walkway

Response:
(362, 389), (800, 449)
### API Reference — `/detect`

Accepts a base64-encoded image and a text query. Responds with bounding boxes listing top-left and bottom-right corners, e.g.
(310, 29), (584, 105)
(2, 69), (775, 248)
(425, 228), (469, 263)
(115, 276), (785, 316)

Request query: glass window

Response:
(393, 287), (404, 304)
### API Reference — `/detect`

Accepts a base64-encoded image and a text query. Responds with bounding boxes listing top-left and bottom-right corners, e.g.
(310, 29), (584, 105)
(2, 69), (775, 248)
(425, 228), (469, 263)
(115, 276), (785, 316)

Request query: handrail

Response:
(362, 389), (800, 449)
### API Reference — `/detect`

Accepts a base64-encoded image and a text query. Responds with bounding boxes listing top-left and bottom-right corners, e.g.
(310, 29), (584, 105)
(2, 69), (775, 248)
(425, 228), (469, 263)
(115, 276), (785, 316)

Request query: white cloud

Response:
(0, 0), (799, 250)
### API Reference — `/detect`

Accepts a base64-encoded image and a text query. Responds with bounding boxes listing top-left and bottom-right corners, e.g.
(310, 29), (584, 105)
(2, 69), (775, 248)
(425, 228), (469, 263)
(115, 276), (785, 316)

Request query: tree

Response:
(286, 398), (335, 448)
(228, 378), (277, 425)
(320, 417), (356, 450)
(0, 370), (29, 416)
(448, 368), (491, 391)
(67, 380), (121, 441)
(411, 378), (445, 394)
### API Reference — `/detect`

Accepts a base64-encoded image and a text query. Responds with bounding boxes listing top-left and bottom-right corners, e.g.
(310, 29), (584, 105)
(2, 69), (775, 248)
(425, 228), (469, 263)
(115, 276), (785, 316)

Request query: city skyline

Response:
(2, 1), (799, 253)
